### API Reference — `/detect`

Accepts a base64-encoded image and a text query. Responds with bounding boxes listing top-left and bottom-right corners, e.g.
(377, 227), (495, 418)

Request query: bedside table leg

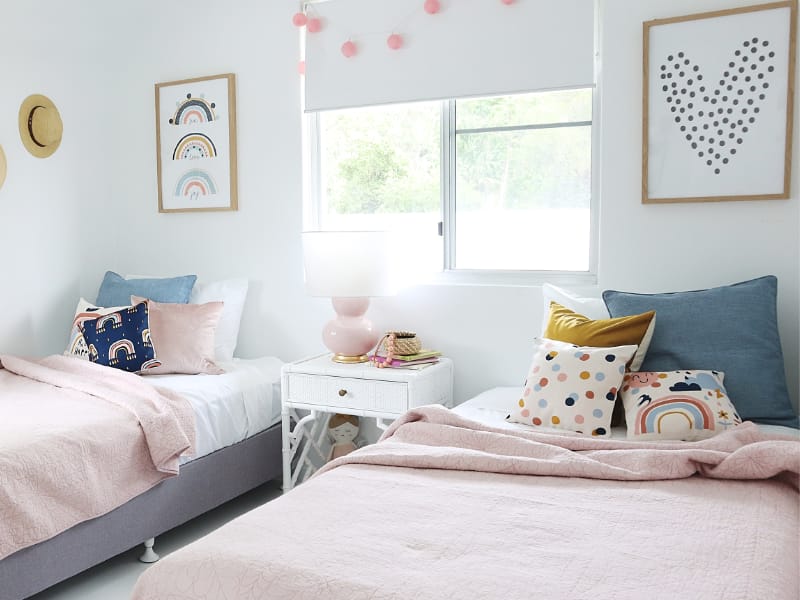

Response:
(281, 406), (292, 493)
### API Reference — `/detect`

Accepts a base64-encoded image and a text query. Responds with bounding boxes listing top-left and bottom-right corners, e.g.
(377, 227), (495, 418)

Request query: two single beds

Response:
(130, 389), (800, 600)
(0, 355), (284, 600)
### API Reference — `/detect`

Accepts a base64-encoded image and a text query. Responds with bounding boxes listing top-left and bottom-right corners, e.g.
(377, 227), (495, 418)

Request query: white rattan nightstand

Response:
(280, 353), (453, 491)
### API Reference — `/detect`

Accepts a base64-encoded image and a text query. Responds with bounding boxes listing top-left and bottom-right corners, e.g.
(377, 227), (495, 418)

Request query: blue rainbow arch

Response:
(174, 169), (217, 199)
(636, 396), (714, 435)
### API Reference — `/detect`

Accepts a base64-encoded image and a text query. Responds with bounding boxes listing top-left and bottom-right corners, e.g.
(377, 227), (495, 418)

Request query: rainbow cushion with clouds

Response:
(620, 370), (741, 441)
(507, 338), (638, 437)
(79, 302), (159, 373)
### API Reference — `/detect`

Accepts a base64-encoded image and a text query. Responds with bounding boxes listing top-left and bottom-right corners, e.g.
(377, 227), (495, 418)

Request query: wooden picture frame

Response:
(155, 73), (238, 212)
(643, 1), (796, 203)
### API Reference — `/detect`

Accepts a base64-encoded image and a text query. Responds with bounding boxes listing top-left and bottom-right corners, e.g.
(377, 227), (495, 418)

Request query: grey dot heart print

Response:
(659, 38), (775, 175)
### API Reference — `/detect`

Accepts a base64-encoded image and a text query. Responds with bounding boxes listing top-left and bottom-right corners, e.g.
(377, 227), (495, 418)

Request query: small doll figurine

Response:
(327, 413), (360, 461)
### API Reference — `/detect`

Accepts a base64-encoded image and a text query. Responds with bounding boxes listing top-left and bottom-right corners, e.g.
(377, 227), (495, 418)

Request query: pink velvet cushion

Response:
(132, 296), (224, 376)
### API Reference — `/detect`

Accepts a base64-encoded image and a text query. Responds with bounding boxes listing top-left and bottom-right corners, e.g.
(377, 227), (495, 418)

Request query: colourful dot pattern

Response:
(508, 338), (638, 437)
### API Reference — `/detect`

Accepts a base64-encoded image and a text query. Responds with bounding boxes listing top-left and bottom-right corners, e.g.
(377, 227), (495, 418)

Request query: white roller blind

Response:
(303, 0), (594, 112)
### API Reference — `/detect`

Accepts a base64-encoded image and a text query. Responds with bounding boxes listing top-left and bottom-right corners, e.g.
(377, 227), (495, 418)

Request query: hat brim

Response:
(19, 94), (63, 158)
(0, 145), (6, 190)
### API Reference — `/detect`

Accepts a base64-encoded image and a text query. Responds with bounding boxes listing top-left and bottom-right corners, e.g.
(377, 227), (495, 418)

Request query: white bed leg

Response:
(139, 537), (160, 563)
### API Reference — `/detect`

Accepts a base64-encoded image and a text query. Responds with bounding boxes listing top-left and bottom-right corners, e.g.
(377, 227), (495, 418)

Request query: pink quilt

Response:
(0, 355), (194, 560)
(132, 406), (799, 600)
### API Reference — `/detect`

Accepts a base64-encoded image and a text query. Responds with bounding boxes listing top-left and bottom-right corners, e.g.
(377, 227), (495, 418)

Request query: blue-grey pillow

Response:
(79, 302), (160, 373)
(95, 271), (196, 307)
(603, 276), (797, 429)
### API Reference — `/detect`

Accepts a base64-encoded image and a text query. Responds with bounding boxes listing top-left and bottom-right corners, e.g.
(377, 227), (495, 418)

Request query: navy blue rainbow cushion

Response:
(79, 302), (160, 373)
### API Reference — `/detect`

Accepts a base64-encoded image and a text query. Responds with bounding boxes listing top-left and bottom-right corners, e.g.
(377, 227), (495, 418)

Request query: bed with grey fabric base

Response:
(0, 423), (282, 600)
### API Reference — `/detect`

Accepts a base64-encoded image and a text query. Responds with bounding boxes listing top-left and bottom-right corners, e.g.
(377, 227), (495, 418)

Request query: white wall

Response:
(0, 2), (115, 356)
(1, 0), (797, 414)
(596, 0), (799, 411)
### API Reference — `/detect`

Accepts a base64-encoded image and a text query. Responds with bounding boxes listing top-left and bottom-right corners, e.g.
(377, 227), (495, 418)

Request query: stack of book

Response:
(371, 349), (442, 368)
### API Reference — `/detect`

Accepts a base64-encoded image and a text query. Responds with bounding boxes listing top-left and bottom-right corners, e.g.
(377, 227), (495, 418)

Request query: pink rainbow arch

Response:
(636, 396), (714, 435)
(108, 339), (136, 365)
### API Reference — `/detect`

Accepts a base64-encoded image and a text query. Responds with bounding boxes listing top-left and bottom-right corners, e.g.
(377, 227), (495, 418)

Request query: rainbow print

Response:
(95, 312), (123, 332)
(172, 133), (217, 160)
(635, 396), (714, 435)
(169, 95), (217, 125)
(141, 328), (152, 346)
(108, 339), (136, 365)
(175, 169), (217, 199)
(140, 359), (162, 370)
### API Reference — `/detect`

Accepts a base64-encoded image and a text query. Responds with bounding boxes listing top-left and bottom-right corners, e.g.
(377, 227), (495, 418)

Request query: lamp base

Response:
(322, 297), (380, 361)
(331, 353), (370, 364)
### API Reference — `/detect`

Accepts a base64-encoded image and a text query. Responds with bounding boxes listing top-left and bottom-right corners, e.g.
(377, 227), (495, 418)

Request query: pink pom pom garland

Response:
(341, 40), (357, 58)
(387, 33), (403, 50)
(423, 0), (440, 15)
(307, 18), (322, 33)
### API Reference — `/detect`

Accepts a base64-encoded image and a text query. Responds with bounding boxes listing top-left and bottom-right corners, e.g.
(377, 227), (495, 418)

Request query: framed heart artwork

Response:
(643, 1), (796, 203)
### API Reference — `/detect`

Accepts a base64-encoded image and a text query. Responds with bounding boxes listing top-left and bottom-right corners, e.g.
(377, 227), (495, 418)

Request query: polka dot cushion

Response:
(507, 338), (638, 437)
(620, 370), (741, 441)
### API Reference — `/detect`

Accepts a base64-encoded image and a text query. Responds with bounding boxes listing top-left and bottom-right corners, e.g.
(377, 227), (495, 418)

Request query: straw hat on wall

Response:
(19, 94), (63, 158)
(0, 145), (6, 190)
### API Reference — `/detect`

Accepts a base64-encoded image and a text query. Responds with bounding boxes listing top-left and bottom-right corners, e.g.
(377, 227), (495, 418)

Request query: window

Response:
(307, 88), (595, 282)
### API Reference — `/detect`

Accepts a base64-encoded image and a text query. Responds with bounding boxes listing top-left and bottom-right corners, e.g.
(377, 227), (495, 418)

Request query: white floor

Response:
(28, 481), (282, 600)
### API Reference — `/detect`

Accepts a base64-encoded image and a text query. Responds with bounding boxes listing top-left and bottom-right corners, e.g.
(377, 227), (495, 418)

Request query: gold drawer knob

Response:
(338, 389), (347, 397)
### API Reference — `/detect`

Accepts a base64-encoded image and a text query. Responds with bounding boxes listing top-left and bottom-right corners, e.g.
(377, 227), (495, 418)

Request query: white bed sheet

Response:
(453, 386), (800, 439)
(142, 357), (283, 463)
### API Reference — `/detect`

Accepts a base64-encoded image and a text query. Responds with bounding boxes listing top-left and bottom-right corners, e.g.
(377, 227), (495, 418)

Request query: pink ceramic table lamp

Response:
(302, 231), (397, 363)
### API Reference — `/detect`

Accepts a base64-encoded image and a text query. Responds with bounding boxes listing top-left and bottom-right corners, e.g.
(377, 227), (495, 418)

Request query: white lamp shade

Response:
(302, 231), (398, 297)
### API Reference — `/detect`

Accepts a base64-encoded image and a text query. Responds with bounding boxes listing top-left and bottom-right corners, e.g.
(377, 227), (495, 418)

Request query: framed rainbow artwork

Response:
(155, 73), (238, 212)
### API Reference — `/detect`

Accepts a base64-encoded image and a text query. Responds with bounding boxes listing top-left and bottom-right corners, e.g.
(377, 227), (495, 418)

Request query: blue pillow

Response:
(95, 271), (196, 306)
(603, 276), (797, 428)
(79, 302), (160, 373)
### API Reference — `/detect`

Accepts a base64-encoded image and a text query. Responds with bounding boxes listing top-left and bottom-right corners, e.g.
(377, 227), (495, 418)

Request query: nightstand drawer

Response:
(286, 373), (409, 414)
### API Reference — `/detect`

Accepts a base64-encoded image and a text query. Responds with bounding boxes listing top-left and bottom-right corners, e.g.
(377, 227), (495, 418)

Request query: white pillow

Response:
(126, 275), (248, 362)
(540, 283), (608, 335)
(190, 279), (248, 362)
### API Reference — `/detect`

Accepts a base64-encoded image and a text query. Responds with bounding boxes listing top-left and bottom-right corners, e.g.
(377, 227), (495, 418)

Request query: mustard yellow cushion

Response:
(544, 301), (656, 372)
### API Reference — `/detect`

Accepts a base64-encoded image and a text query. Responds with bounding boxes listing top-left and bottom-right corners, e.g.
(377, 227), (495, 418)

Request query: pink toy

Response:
(291, 12), (308, 27)
(307, 18), (322, 33)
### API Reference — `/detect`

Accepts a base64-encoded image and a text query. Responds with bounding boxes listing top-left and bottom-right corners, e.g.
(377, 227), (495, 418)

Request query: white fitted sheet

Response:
(141, 357), (283, 463)
(453, 386), (800, 439)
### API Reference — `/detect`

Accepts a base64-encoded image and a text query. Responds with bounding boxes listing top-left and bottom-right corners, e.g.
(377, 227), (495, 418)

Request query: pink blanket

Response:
(319, 405), (800, 484)
(132, 406), (799, 600)
(0, 355), (194, 560)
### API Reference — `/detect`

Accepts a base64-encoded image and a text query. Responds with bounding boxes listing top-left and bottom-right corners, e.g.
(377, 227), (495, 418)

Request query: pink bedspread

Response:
(132, 406), (799, 600)
(0, 355), (194, 560)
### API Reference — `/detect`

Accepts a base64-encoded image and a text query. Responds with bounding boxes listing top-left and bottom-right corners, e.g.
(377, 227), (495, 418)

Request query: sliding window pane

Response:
(455, 124), (591, 271)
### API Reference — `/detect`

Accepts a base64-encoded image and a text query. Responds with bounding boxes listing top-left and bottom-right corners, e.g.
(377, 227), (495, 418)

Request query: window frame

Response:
(306, 87), (600, 287)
